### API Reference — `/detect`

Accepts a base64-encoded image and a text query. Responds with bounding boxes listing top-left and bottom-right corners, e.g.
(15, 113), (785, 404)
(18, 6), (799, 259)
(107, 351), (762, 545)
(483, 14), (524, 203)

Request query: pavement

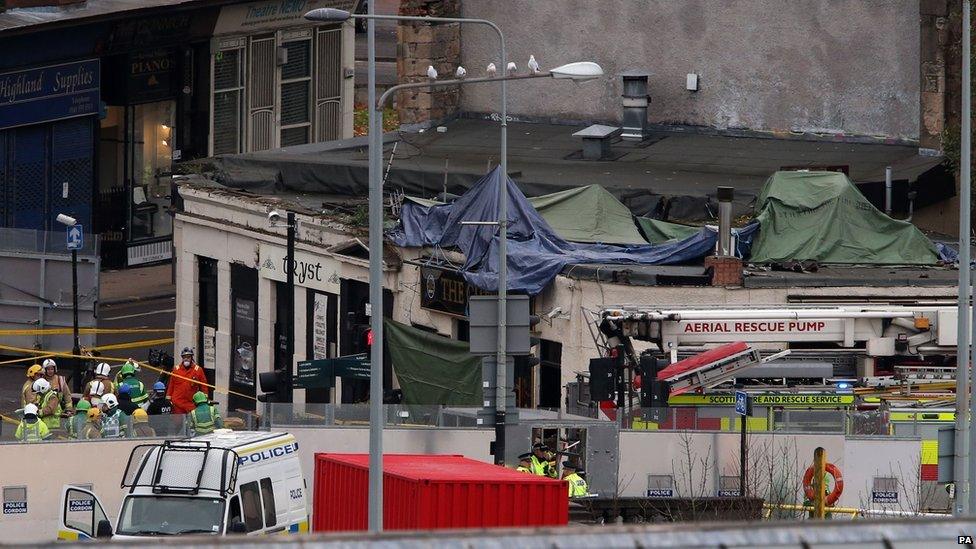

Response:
(100, 263), (175, 305)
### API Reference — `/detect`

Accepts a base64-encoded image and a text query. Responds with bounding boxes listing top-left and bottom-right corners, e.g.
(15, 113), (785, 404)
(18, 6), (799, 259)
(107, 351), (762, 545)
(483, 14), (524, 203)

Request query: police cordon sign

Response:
(3, 501), (26, 514)
(69, 498), (93, 512)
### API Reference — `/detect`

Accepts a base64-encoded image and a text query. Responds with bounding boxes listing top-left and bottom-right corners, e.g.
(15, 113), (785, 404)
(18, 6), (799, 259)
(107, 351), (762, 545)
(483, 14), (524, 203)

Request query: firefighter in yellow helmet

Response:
(81, 407), (102, 440)
(21, 364), (43, 407)
(130, 408), (156, 438)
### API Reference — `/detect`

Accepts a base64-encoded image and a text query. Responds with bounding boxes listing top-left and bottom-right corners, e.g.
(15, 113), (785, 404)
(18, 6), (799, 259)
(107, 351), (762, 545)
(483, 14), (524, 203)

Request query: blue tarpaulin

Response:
(390, 167), (756, 295)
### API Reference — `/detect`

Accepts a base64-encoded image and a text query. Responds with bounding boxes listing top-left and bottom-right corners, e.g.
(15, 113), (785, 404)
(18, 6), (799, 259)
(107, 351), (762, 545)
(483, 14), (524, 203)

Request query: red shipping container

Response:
(313, 453), (568, 532)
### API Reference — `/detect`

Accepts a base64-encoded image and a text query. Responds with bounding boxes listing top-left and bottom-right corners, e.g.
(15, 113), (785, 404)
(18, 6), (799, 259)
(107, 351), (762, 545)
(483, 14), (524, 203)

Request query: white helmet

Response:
(43, 358), (57, 371)
(102, 393), (118, 409)
(32, 378), (51, 393)
(23, 404), (39, 416)
(94, 362), (111, 377)
(89, 380), (106, 397)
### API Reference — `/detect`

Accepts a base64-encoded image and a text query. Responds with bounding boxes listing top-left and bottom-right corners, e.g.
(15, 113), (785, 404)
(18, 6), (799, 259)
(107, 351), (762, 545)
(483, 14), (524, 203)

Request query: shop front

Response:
(94, 11), (218, 267)
(0, 60), (100, 232)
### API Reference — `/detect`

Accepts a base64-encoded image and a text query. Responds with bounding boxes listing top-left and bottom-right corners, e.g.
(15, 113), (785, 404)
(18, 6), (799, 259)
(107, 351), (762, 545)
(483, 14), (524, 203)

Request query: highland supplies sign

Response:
(0, 60), (100, 130)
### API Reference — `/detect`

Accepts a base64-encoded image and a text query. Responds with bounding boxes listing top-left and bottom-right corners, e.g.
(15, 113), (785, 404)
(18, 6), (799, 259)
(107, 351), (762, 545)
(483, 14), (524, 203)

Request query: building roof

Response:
(0, 0), (225, 33)
(213, 118), (945, 220)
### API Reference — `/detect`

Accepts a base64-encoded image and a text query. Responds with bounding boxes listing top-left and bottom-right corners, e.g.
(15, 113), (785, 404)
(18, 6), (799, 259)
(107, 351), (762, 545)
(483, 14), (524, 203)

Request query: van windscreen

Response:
(116, 496), (224, 536)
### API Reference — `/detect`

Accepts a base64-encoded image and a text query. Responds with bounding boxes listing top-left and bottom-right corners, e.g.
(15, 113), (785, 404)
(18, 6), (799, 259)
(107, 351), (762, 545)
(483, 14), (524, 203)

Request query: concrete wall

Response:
(0, 428), (491, 544)
(617, 431), (922, 510)
(459, 0), (921, 139)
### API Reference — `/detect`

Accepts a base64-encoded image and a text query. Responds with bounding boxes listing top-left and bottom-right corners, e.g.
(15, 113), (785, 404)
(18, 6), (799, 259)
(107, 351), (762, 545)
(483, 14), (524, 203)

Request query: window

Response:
(260, 477), (277, 527)
(646, 475), (674, 497)
(212, 43), (245, 155)
(3, 486), (27, 516)
(239, 481), (263, 532)
(279, 35), (312, 147)
(62, 488), (108, 538)
(718, 475), (741, 496)
(227, 495), (242, 527)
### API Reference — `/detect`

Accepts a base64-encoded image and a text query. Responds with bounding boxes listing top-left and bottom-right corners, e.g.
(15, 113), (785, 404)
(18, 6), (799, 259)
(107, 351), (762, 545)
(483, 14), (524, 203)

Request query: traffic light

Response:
(588, 357), (618, 401)
(638, 354), (670, 421)
(257, 370), (290, 403)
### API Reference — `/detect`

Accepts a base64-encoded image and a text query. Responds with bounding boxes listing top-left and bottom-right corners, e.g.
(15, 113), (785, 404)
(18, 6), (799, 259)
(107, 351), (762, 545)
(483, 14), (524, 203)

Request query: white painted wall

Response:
(177, 186), (957, 411)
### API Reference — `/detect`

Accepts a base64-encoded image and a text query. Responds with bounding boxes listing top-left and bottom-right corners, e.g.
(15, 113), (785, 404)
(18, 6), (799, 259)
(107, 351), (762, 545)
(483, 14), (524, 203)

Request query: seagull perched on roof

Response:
(427, 65), (438, 80)
(506, 61), (518, 75)
(527, 55), (540, 74)
(455, 66), (467, 79)
(486, 63), (497, 77)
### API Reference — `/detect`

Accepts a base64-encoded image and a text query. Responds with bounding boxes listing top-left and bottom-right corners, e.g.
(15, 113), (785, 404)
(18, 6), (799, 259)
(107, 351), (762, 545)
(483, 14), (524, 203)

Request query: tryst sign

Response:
(258, 243), (340, 294)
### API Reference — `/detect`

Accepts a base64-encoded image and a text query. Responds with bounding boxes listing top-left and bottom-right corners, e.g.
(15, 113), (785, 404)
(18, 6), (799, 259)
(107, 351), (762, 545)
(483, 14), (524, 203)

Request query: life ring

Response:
(803, 463), (844, 506)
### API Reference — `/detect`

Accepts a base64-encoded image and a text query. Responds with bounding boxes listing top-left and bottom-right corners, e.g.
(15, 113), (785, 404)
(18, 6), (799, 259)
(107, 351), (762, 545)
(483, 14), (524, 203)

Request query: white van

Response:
(57, 431), (309, 540)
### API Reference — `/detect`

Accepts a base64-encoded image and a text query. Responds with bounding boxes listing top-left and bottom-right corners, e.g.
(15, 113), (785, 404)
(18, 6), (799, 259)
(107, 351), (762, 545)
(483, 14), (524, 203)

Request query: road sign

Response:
(66, 224), (83, 250)
(294, 354), (371, 389)
(735, 391), (752, 416)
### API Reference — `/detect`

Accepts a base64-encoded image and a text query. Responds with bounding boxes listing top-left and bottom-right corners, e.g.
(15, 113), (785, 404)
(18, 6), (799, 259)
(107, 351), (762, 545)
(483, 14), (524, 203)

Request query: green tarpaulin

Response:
(635, 217), (701, 244)
(528, 185), (648, 245)
(750, 171), (940, 265)
(384, 319), (482, 405)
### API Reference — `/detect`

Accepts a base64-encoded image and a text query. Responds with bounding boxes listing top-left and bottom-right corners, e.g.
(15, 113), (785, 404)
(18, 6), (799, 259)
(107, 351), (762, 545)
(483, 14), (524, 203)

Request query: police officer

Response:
(516, 453), (533, 473)
(530, 443), (557, 478)
(188, 391), (223, 435)
(561, 462), (589, 498)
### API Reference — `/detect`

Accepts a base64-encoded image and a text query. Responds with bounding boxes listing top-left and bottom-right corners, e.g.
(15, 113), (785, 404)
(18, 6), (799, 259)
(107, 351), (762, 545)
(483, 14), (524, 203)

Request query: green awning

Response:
(750, 171), (940, 265)
(385, 319), (482, 405)
(528, 185), (648, 245)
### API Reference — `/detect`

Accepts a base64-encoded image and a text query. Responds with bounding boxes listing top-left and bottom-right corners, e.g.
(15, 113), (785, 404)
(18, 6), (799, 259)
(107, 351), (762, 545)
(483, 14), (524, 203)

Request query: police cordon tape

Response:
(0, 327), (174, 336)
(0, 342), (257, 402)
(0, 338), (176, 365)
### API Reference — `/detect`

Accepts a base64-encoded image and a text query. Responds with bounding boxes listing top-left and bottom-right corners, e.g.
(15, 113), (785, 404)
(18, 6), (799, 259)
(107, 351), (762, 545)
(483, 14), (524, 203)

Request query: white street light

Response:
(550, 61), (604, 82)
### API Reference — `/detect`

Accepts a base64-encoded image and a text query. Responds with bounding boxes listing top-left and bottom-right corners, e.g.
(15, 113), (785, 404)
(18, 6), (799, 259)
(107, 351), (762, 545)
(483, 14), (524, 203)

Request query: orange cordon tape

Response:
(0, 342), (256, 402)
(803, 462), (845, 506)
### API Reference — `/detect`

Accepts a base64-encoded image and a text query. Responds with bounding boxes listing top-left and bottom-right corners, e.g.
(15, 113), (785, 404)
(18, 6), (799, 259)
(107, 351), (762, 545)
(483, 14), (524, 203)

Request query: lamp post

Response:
(305, 5), (513, 469)
(306, 4), (602, 532)
(960, 0), (973, 516)
(56, 213), (82, 392)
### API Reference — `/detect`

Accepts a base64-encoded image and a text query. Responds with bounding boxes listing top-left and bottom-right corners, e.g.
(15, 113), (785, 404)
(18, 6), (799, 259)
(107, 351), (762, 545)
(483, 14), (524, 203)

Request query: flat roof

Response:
(213, 118), (941, 218)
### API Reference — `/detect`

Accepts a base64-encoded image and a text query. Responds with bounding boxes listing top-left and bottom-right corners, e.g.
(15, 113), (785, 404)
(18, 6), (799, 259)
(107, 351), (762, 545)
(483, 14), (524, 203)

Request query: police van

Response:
(57, 431), (309, 540)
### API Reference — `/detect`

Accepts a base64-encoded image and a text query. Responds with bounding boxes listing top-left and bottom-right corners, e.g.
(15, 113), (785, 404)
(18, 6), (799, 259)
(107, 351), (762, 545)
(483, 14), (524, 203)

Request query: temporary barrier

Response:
(313, 453), (568, 532)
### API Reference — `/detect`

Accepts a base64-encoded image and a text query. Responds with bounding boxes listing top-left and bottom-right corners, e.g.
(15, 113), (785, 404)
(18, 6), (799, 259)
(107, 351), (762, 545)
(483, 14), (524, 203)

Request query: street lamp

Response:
(956, 0), (972, 516)
(56, 213), (81, 392)
(307, 5), (603, 531)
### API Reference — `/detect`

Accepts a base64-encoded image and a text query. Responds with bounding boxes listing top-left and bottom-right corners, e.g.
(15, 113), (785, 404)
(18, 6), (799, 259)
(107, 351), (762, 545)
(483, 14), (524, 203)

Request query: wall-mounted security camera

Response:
(56, 214), (77, 226)
(545, 306), (563, 320)
(267, 210), (282, 226)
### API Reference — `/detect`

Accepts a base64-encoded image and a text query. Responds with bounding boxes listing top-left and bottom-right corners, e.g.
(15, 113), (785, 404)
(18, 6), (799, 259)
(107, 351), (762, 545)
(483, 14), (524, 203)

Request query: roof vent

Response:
(572, 124), (621, 160)
(621, 71), (651, 140)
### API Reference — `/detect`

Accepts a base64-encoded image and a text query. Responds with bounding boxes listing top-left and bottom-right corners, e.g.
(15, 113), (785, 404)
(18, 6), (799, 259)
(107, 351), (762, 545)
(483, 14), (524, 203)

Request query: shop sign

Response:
(127, 49), (176, 103)
(214, 0), (356, 35)
(420, 266), (492, 317)
(258, 243), (340, 294)
(668, 394), (854, 407)
(0, 59), (100, 130)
